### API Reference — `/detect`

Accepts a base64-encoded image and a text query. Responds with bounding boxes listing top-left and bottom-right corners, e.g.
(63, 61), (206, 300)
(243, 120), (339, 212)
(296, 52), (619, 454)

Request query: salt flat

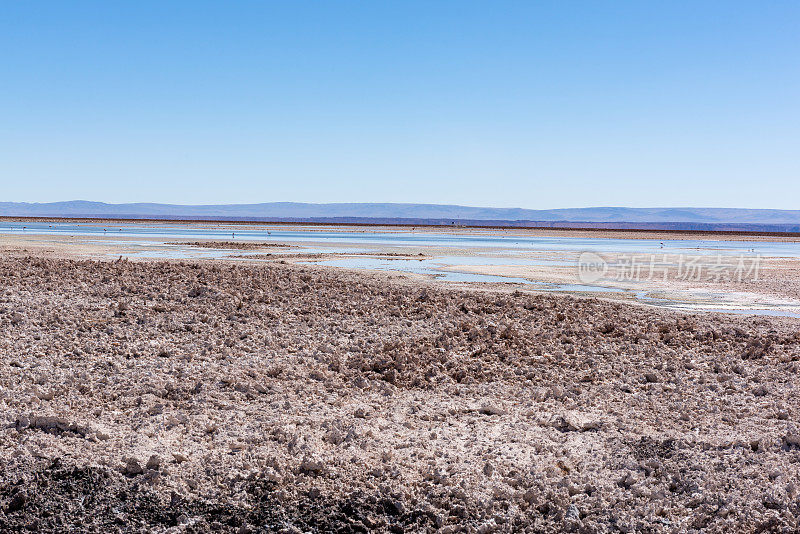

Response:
(0, 240), (799, 531)
(3, 221), (800, 315)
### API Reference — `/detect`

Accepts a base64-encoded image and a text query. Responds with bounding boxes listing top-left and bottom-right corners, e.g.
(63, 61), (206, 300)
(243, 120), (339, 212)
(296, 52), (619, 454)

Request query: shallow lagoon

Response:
(4, 222), (800, 317)
(7, 221), (800, 257)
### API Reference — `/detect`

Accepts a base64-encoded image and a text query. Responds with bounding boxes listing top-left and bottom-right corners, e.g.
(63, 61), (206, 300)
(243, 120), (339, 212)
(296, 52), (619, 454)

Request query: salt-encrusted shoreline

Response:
(0, 254), (798, 532)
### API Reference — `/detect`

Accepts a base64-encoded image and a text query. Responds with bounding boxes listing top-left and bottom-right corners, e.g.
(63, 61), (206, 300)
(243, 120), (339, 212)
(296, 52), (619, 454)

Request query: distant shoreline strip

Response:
(1, 215), (799, 236)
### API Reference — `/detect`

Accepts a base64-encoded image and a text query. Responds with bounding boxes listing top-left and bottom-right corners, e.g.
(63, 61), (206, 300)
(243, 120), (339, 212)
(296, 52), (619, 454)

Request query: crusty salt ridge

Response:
(0, 255), (798, 532)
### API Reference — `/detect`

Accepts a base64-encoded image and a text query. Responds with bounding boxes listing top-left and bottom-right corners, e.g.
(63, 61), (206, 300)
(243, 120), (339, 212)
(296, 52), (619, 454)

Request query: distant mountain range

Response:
(2, 201), (800, 232)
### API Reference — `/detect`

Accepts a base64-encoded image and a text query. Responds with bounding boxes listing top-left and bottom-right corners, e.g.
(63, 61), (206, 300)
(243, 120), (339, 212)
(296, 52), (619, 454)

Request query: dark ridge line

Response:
(2, 215), (800, 237)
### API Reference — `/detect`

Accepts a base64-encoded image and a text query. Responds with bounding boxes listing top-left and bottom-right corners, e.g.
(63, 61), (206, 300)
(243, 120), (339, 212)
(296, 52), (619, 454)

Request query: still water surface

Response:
(5, 222), (800, 317)
(7, 221), (800, 256)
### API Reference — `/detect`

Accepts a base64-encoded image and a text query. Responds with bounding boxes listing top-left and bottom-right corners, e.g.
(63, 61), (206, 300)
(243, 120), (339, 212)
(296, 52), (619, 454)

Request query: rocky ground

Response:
(0, 254), (799, 533)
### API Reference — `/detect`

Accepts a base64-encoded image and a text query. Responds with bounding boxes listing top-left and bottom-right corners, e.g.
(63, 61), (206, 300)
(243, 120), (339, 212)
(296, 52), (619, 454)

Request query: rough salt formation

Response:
(0, 256), (798, 532)
(175, 241), (293, 250)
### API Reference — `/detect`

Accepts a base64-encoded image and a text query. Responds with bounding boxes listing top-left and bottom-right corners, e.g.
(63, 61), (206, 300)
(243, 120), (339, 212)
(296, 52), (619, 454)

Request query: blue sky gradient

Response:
(2, 2), (798, 208)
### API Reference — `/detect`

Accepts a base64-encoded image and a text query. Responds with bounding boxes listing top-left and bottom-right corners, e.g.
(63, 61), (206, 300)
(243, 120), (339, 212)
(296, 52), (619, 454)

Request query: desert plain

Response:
(0, 223), (799, 533)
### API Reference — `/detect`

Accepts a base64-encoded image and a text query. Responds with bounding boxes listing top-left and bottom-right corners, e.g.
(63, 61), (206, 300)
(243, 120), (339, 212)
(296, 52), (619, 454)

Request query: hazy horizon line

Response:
(4, 200), (800, 212)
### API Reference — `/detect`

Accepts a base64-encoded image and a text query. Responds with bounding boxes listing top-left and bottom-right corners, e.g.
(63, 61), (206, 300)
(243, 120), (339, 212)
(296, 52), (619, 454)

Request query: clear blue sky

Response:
(2, 2), (798, 209)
